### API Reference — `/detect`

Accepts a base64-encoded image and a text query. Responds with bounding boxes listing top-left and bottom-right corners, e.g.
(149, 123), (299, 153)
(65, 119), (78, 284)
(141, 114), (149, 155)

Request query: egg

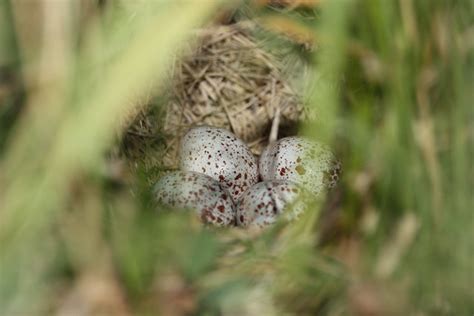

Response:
(153, 171), (235, 226)
(236, 180), (306, 229)
(179, 126), (259, 202)
(259, 137), (341, 195)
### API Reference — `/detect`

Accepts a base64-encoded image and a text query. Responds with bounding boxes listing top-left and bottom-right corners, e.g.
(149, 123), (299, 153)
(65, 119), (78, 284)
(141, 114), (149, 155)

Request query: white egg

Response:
(236, 180), (306, 229)
(179, 126), (259, 202)
(154, 171), (235, 226)
(259, 137), (341, 195)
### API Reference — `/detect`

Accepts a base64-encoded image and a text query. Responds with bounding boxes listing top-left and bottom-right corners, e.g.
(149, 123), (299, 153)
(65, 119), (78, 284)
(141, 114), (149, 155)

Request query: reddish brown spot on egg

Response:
(279, 168), (286, 176)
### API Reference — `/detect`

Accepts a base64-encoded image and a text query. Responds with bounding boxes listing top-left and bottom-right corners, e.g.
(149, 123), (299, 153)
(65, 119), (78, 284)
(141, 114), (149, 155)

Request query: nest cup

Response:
(124, 23), (308, 178)
(162, 23), (308, 168)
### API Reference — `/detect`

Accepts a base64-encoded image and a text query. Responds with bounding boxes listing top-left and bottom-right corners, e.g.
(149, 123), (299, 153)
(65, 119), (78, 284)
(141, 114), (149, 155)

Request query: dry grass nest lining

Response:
(124, 22), (310, 173)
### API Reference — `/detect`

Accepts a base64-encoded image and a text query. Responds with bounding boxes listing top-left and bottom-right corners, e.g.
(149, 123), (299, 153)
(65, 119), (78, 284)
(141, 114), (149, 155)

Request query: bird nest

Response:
(122, 22), (309, 179)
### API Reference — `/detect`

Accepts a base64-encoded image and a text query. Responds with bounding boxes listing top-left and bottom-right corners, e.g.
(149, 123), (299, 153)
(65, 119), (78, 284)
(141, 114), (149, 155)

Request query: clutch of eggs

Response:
(154, 127), (341, 228)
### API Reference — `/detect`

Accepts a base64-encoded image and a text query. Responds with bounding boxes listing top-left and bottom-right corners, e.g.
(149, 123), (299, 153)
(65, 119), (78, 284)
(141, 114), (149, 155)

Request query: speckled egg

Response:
(236, 180), (306, 229)
(153, 171), (235, 226)
(259, 137), (341, 195)
(179, 126), (259, 202)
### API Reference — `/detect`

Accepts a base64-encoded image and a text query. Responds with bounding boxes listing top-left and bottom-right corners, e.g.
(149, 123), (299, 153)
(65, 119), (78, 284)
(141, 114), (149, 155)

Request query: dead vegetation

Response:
(123, 22), (309, 176)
